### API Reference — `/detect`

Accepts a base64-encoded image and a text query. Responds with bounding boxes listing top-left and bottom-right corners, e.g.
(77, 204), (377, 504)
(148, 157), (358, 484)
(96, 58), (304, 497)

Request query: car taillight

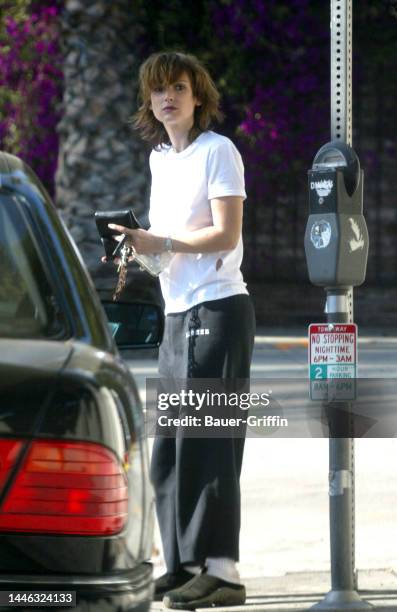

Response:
(0, 440), (128, 536)
(0, 440), (24, 492)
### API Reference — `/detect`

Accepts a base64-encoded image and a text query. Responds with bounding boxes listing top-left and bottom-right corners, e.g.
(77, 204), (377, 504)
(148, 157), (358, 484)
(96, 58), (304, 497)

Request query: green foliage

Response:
(1, 0), (32, 22)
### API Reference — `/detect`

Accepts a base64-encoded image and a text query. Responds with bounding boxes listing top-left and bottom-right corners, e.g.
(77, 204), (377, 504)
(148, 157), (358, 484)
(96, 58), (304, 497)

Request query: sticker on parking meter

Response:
(310, 220), (332, 249)
(309, 323), (357, 400)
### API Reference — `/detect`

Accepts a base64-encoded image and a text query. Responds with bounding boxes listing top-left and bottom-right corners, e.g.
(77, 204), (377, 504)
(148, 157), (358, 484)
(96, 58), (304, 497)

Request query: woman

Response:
(110, 51), (255, 610)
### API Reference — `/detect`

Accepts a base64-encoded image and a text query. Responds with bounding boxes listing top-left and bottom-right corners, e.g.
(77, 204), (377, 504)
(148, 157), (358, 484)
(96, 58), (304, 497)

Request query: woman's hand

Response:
(108, 224), (164, 254)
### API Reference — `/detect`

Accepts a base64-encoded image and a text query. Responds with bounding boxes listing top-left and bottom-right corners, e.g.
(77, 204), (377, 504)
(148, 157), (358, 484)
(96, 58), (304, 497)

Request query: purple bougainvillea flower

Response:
(0, 3), (63, 196)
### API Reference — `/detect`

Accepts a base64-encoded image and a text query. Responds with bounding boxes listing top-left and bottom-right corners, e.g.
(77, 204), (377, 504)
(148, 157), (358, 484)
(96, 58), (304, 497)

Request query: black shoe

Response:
(163, 573), (246, 610)
(154, 568), (193, 601)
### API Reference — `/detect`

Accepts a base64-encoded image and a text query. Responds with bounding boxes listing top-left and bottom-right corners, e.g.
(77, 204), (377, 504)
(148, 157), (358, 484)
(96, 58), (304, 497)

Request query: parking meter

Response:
(304, 141), (369, 288)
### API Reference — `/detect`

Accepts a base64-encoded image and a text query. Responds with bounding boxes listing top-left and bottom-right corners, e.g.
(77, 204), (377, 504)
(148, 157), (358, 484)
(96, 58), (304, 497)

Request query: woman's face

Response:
(150, 71), (200, 132)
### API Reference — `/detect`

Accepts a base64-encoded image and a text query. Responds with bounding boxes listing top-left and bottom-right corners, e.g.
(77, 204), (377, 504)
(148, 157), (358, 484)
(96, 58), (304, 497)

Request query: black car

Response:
(0, 152), (162, 611)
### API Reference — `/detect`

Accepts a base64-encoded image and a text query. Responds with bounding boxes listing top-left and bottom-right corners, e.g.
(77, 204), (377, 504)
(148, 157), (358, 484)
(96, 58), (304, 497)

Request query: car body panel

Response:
(0, 152), (155, 611)
(0, 341), (71, 436)
(0, 563), (153, 612)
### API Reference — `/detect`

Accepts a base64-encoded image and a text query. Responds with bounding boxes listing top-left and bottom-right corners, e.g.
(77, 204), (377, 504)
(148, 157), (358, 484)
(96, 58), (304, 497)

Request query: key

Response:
(117, 245), (128, 272)
(113, 245), (135, 301)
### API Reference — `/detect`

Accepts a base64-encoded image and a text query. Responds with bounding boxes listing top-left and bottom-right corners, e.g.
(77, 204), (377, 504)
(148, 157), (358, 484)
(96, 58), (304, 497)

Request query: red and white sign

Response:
(309, 323), (357, 379)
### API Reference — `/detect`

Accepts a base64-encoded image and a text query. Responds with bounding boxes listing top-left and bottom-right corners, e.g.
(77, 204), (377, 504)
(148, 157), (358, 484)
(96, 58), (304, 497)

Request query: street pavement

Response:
(127, 331), (397, 611)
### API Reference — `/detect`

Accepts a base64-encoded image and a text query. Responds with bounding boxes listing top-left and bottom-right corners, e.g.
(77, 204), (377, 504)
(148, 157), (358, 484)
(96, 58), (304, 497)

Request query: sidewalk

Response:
(150, 569), (397, 611)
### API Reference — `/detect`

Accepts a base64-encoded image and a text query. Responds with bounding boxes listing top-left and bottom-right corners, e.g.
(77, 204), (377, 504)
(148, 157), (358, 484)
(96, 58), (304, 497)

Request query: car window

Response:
(0, 192), (67, 339)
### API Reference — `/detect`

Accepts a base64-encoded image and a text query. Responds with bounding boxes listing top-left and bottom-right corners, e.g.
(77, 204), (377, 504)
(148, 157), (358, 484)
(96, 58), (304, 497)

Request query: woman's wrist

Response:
(163, 236), (173, 253)
(151, 234), (173, 253)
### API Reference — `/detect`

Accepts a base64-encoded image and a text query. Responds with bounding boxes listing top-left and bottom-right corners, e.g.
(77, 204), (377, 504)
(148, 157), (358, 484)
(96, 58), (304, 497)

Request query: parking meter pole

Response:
(327, 290), (354, 593)
(311, 291), (371, 610)
(329, 437), (355, 592)
(311, 290), (372, 609)
(308, 1), (373, 610)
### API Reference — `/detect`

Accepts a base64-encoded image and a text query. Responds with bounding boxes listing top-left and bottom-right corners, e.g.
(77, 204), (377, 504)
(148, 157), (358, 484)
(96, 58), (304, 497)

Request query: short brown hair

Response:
(131, 51), (223, 148)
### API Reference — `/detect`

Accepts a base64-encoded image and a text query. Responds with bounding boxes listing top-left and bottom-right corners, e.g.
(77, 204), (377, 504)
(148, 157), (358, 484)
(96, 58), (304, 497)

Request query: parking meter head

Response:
(313, 140), (360, 197)
(305, 141), (368, 288)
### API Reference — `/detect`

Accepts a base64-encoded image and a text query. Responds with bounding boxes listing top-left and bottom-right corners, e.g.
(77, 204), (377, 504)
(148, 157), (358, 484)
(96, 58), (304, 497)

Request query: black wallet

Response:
(95, 209), (141, 259)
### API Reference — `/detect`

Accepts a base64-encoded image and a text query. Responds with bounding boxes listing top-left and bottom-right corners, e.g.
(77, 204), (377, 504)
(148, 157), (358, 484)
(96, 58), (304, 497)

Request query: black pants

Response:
(150, 294), (256, 572)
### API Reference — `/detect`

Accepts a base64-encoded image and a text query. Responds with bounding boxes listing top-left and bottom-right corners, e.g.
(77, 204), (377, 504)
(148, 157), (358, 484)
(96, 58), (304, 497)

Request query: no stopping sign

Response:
(309, 323), (357, 400)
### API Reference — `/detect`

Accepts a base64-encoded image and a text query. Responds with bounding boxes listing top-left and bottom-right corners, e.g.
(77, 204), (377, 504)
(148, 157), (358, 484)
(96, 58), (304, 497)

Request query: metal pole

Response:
(331, 0), (353, 145)
(311, 1), (373, 609)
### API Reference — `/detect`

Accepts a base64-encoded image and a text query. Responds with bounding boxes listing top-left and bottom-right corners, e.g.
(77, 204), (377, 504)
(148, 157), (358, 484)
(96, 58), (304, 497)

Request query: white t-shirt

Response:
(149, 130), (248, 315)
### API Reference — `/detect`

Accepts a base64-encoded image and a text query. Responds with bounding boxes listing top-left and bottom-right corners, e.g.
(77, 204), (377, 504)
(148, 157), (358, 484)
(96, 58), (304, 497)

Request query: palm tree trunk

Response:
(56, 0), (149, 289)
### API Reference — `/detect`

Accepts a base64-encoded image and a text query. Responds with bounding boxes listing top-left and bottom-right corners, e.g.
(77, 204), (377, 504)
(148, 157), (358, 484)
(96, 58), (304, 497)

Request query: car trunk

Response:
(0, 340), (146, 575)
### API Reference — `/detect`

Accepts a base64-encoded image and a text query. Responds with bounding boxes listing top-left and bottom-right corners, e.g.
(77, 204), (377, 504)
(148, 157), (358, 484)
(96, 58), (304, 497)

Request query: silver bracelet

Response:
(164, 236), (173, 252)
